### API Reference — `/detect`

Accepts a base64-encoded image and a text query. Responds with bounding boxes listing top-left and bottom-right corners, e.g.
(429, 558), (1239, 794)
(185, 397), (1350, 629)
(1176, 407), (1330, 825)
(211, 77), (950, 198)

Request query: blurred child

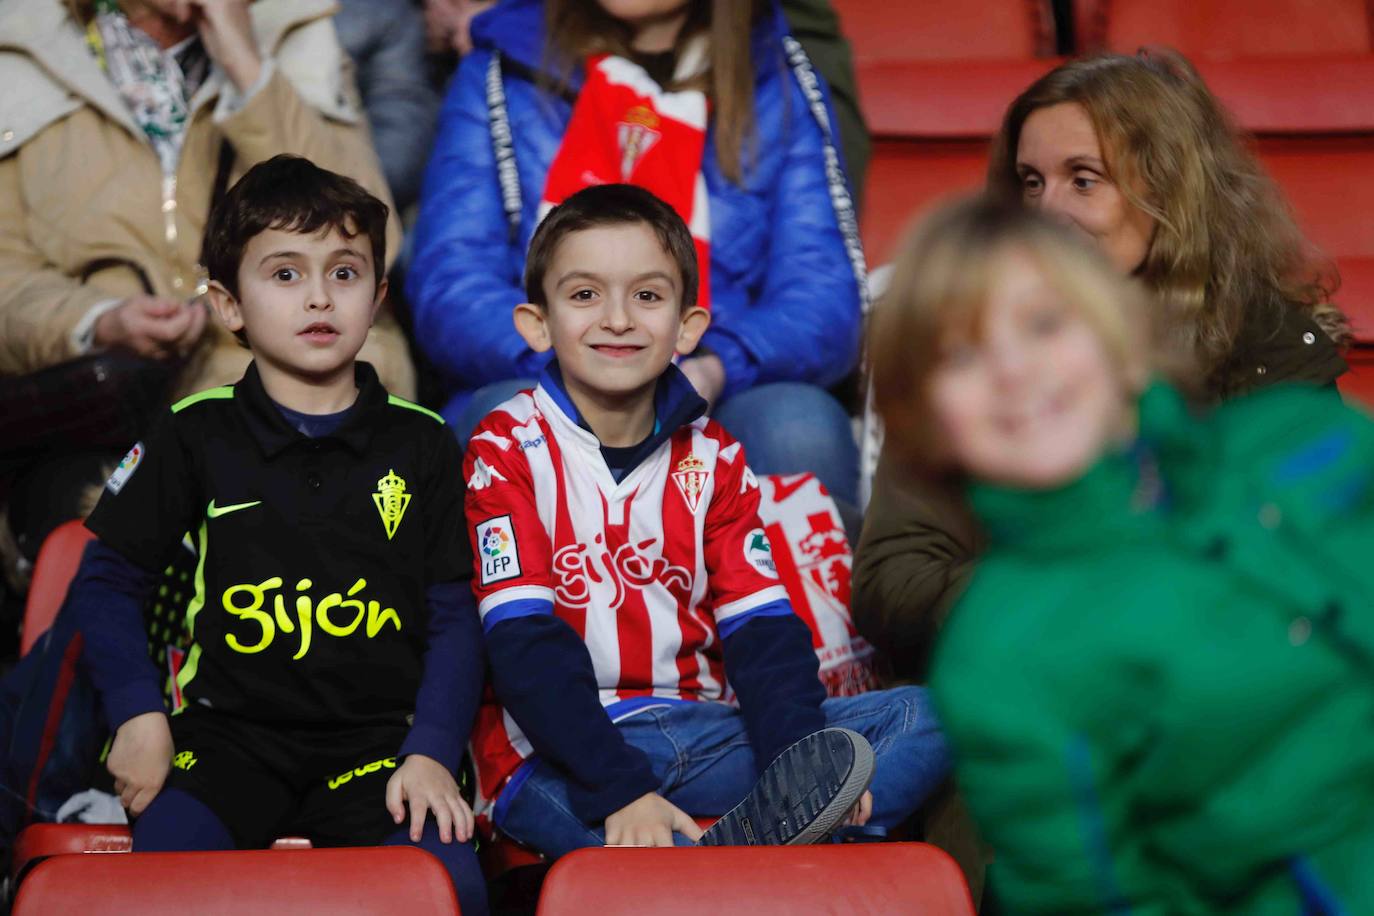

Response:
(870, 196), (1374, 913)
(69, 155), (487, 913)
(463, 183), (948, 856)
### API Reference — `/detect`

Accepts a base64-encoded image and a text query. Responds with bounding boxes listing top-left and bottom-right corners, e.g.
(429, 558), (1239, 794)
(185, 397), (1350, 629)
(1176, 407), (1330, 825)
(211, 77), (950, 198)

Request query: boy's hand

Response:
(604, 792), (703, 847)
(386, 754), (474, 844)
(843, 789), (873, 827)
(107, 711), (174, 817)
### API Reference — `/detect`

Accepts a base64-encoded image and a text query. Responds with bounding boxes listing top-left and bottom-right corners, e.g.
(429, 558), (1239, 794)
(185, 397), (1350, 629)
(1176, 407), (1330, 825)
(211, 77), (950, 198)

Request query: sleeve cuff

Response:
(213, 59), (276, 123)
(103, 679), (167, 731)
(69, 298), (126, 355)
(700, 329), (758, 401)
(566, 757), (661, 823)
(399, 722), (464, 772)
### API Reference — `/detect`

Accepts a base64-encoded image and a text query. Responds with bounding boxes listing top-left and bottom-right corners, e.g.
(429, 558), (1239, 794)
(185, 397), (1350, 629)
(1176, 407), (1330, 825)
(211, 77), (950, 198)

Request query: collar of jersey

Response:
(235, 360), (387, 457)
(535, 360), (708, 481)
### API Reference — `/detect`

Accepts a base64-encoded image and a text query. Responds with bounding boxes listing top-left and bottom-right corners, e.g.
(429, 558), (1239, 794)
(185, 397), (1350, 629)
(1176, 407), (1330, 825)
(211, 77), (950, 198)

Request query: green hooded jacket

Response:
(930, 383), (1374, 914)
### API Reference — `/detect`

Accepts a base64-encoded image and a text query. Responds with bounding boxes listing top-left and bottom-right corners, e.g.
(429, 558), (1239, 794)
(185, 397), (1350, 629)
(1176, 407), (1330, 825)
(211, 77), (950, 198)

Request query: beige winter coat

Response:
(0, 0), (415, 399)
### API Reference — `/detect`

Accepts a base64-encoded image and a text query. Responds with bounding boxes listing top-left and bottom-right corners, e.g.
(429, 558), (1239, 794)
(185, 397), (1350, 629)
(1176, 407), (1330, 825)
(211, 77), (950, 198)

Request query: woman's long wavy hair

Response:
(987, 52), (1349, 383)
(544, 0), (767, 184)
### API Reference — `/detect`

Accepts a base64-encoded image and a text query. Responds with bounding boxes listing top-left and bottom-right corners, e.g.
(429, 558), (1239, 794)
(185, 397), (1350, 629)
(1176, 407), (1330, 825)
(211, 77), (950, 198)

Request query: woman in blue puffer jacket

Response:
(408, 0), (865, 505)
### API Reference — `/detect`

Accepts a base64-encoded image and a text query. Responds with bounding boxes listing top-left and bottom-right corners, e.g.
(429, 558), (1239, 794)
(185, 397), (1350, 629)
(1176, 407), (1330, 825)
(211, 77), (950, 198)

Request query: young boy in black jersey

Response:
(68, 155), (487, 913)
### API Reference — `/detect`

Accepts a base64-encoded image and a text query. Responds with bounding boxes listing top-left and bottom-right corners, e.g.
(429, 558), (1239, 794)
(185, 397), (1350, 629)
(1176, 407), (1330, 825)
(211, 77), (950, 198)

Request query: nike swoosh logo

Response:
(206, 499), (261, 519)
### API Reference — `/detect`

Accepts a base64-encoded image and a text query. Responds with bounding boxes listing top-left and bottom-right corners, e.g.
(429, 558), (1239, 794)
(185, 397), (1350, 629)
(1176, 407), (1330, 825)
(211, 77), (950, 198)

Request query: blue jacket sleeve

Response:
(486, 614), (660, 822)
(701, 68), (863, 400)
(721, 612), (827, 771)
(407, 50), (546, 392)
(70, 539), (165, 729)
(398, 581), (485, 771)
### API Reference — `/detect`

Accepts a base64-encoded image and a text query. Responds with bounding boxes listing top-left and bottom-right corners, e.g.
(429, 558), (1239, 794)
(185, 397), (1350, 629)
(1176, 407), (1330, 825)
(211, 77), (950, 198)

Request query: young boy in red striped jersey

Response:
(464, 184), (948, 856)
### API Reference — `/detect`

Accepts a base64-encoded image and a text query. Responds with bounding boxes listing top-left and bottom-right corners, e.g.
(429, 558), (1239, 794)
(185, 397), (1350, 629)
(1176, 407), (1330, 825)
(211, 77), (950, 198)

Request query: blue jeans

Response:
(492, 687), (948, 859)
(714, 383), (859, 507)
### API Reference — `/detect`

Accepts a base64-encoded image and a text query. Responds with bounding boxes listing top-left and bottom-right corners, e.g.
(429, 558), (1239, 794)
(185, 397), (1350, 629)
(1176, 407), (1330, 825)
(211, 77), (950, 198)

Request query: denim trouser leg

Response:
(818, 686), (950, 828)
(713, 383), (860, 507)
(493, 688), (948, 859)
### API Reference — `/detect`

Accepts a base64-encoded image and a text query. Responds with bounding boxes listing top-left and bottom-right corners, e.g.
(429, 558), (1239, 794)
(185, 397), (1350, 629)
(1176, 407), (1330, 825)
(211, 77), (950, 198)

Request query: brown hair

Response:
(987, 51), (1349, 389)
(524, 183), (699, 310)
(202, 154), (389, 301)
(543, 0), (766, 184)
(869, 195), (1167, 477)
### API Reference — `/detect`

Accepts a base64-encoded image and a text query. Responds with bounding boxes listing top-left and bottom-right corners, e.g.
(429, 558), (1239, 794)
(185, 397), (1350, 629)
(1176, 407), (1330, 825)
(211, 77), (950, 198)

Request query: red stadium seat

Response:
(535, 843), (976, 916)
(1080, 0), (1374, 134)
(10, 846), (457, 915)
(20, 519), (95, 657)
(10, 823), (315, 885)
(1083, 0), (1373, 57)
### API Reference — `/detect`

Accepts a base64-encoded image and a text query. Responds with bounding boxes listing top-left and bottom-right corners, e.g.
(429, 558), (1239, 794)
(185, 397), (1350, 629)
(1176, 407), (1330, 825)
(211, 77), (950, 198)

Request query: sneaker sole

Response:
(697, 728), (874, 847)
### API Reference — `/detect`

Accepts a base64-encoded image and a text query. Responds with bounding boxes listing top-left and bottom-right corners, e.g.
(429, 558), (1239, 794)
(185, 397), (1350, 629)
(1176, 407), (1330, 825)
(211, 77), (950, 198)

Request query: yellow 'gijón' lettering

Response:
(223, 577), (281, 653)
(221, 576), (401, 659)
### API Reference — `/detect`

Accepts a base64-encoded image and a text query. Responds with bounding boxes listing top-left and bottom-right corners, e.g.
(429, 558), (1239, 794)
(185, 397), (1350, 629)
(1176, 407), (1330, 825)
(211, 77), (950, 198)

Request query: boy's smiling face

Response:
(515, 221), (709, 421)
(209, 223), (385, 399)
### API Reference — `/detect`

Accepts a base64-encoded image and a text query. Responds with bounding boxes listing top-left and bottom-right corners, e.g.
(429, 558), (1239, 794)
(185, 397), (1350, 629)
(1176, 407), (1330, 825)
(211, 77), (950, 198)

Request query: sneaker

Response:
(697, 727), (874, 846)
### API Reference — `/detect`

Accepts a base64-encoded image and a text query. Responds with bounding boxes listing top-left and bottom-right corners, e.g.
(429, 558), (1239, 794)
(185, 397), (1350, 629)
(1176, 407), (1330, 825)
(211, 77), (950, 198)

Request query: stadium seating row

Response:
(9, 827), (975, 915)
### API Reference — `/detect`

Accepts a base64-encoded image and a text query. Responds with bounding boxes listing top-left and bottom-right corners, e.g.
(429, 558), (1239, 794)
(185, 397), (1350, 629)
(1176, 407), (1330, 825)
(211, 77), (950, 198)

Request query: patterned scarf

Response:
(540, 43), (713, 309)
(87, 0), (210, 175)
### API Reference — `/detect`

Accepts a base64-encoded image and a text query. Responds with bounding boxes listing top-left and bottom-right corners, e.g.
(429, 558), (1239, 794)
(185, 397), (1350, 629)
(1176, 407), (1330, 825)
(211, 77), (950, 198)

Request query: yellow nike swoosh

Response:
(206, 499), (262, 519)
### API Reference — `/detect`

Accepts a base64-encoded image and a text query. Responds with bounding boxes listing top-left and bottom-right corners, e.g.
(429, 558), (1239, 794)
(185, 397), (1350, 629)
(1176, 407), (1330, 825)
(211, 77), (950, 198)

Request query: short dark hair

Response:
(202, 154), (389, 300)
(524, 184), (698, 310)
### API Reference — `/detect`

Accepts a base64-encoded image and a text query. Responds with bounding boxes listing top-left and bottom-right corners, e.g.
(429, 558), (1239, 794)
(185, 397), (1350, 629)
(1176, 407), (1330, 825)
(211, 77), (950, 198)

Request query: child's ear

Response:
(370, 277), (389, 324)
(674, 306), (711, 356)
(206, 280), (244, 333)
(513, 302), (552, 353)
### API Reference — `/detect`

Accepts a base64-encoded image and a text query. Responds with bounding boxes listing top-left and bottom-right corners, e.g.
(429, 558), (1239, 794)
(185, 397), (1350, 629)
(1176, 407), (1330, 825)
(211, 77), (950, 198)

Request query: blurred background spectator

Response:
(335, 0), (442, 213)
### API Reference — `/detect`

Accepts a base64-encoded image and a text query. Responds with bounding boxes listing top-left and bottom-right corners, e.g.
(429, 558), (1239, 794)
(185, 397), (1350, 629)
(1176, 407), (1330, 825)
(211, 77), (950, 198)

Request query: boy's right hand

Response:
(107, 711), (174, 817)
(604, 792), (704, 847)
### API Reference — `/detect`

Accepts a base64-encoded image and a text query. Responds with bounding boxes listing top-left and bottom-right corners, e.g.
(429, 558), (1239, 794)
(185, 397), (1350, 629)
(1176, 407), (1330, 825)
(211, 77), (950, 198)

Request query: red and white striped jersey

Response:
(463, 381), (792, 813)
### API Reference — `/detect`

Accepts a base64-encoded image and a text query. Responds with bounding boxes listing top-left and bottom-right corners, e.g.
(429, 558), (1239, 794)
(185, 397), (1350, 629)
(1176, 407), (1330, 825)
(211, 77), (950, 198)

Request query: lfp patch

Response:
(106, 442), (145, 494)
(477, 515), (522, 585)
(743, 528), (779, 579)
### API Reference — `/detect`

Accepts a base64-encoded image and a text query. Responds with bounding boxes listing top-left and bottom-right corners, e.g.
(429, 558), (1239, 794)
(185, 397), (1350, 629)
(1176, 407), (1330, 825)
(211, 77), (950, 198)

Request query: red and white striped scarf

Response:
(540, 48), (713, 308)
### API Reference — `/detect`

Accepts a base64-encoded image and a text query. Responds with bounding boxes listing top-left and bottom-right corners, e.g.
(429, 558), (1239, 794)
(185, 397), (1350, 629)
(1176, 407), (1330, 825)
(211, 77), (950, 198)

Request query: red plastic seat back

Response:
(11, 846), (458, 915)
(536, 843), (976, 916)
(833, 0), (1055, 62)
(21, 519), (96, 656)
(1087, 0), (1373, 56)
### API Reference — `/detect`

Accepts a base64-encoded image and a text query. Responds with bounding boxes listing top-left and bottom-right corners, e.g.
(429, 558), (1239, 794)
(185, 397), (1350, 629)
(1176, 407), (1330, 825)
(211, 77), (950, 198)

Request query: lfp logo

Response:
(482, 526), (510, 557)
(476, 515), (522, 585)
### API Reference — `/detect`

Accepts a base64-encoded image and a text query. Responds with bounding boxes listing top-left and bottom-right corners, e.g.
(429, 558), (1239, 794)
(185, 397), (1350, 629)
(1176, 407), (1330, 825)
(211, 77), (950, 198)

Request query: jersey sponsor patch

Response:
(477, 515), (522, 585)
(105, 441), (144, 494)
(743, 528), (779, 579)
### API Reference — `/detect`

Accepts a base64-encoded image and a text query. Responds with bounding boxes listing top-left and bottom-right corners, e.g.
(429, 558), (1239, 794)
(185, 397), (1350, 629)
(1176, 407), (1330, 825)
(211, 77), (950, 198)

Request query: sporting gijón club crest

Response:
(672, 453), (709, 513)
